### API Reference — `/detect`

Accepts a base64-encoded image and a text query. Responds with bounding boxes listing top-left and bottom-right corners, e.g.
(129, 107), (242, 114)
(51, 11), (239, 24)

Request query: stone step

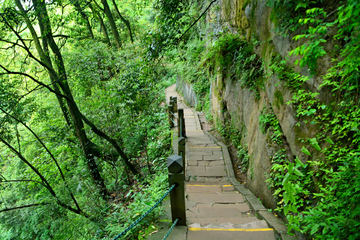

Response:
(187, 204), (250, 218)
(187, 228), (276, 240)
(189, 219), (269, 229)
(187, 146), (220, 150)
(186, 184), (234, 193)
(186, 192), (245, 204)
(188, 160), (224, 167)
(186, 181), (231, 185)
(187, 217), (261, 226)
(187, 166), (226, 177)
(187, 176), (227, 182)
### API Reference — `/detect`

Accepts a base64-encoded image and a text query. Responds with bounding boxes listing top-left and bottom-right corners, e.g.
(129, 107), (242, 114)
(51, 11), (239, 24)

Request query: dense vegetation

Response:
(267, 0), (360, 238)
(1, 0), (359, 239)
(0, 0), (195, 239)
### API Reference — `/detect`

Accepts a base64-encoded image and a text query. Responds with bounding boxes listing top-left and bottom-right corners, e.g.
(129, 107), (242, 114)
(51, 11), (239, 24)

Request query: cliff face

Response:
(177, 0), (333, 209)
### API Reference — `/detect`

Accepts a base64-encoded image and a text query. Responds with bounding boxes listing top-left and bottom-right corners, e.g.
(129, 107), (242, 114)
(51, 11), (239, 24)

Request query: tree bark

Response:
(101, 0), (122, 49)
(111, 0), (134, 42)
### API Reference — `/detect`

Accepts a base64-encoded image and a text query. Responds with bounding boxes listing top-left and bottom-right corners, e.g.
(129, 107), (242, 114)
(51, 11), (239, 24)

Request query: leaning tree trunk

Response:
(111, 0), (134, 43)
(31, 0), (109, 198)
(38, 14), (72, 126)
(72, 0), (94, 39)
(89, 3), (111, 46)
(101, 0), (122, 49)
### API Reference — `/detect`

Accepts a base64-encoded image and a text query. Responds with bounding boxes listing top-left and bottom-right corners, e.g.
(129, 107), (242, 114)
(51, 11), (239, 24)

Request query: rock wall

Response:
(177, 0), (331, 209)
(176, 75), (199, 107)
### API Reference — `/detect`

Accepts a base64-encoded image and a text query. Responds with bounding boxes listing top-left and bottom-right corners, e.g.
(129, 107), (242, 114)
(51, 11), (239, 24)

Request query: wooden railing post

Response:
(177, 108), (186, 138)
(168, 105), (174, 128)
(178, 137), (185, 171)
(169, 97), (174, 110)
(167, 155), (186, 226)
(172, 97), (178, 113)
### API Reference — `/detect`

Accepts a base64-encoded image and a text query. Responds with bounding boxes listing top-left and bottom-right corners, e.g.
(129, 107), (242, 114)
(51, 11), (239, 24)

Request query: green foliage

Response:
(236, 145), (250, 173)
(266, 149), (288, 192)
(172, 32), (265, 115)
(146, 0), (192, 58)
(259, 106), (283, 144)
(104, 173), (168, 239)
(215, 119), (250, 173)
(269, 55), (309, 91)
(302, 155), (360, 239)
(266, 0), (323, 36)
(173, 38), (209, 98)
(267, 1), (360, 238)
(203, 33), (265, 99)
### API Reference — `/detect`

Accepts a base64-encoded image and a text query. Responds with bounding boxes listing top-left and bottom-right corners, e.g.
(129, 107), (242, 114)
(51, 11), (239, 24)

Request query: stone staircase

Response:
(161, 84), (277, 240)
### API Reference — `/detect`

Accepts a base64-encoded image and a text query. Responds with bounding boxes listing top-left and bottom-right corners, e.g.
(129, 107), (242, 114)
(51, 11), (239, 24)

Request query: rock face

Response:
(176, 75), (199, 108)
(177, 0), (331, 209)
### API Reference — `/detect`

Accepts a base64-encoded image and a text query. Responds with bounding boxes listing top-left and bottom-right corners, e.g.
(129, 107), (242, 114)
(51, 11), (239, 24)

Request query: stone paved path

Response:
(165, 84), (276, 240)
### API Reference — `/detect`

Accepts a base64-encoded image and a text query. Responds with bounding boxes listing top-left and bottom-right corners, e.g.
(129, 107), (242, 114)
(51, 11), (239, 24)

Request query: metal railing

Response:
(113, 185), (177, 240)
(112, 97), (187, 239)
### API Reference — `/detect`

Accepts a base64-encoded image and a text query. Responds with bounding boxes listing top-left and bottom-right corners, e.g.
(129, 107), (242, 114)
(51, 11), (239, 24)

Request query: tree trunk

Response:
(101, 0), (122, 49)
(72, 0), (94, 39)
(89, 3), (111, 46)
(38, 13), (72, 126)
(111, 0), (134, 42)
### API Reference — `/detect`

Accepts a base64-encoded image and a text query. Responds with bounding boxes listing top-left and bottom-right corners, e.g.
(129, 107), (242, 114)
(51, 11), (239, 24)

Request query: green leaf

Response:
(282, 172), (290, 185)
(291, 204), (298, 213)
(325, 137), (334, 145)
(350, 122), (359, 132)
(306, 108), (316, 116)
(295, 157), (305, 167)
(294, 168), (304, 177)
(284, 204), (291, 215)
(301, 146), (311, 156)
(309, 138), (321, 151)
(311, 224), (320, 235)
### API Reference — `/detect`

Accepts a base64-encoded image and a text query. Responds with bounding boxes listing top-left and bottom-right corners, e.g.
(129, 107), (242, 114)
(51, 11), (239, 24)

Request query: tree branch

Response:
(0, 65), (67, 99)
(0, 106), (81, 212)
(0, 136), (90, 218)
(174, 0), (218, 45)
(0, 13), (60, 80)
(1, 179), (45, 187)
(21, 35), (71, 41)
(0, 64), (137, 176)
(80, 113), (139, 174)
(0, 203), (50, 213)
